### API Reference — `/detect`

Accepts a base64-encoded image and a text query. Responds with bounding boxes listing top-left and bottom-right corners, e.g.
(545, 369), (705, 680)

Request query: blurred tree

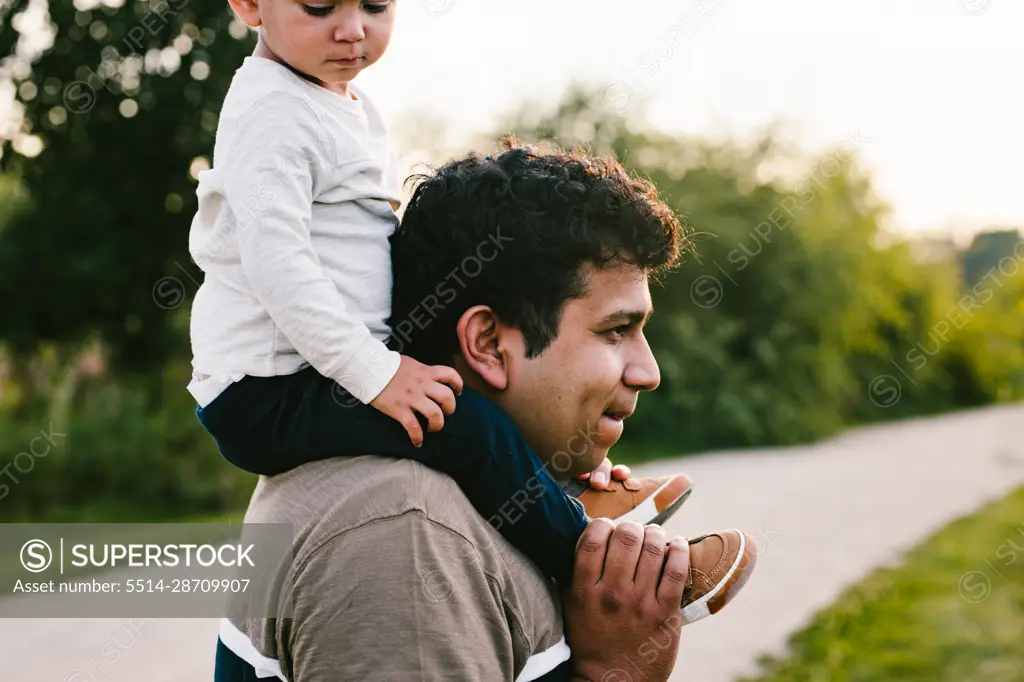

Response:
(960, 228), (1023, 288)
(0, 0), (255, 377)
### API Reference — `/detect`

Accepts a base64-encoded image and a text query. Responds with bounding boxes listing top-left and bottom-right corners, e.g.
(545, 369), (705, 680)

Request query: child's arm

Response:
(221, 94), (457, 439)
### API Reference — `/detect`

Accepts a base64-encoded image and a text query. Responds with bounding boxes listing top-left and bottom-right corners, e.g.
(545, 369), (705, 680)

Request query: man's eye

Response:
(303, 4), (334, 16)
(603, 326), (629, 341)
(364, 1), (391, 13)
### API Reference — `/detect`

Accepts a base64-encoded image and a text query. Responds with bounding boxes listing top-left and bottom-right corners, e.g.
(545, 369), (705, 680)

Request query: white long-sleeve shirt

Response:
(187, 56), (402, 407)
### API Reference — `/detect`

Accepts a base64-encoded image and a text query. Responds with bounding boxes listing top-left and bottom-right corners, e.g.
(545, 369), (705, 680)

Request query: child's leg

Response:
(197, 366), (586, 584)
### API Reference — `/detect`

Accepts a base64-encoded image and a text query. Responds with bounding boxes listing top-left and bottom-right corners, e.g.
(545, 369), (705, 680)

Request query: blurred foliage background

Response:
(0, 0), (1022, 522)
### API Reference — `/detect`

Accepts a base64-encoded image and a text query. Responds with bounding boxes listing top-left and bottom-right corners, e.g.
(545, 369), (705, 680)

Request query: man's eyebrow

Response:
(598, 309), (653, 327)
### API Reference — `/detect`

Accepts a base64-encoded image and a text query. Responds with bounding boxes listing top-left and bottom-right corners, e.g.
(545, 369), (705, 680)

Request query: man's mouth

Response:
(595, 409), (629, 446)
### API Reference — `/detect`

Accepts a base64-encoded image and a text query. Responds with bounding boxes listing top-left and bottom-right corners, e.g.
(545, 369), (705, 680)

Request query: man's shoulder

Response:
(246, 455), (554, 595)
(246, 456), (492, 542)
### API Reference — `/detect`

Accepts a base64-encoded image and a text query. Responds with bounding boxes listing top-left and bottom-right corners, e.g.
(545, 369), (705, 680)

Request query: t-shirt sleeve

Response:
(283, 510), (519, 682)
(221, 92), (399, 403)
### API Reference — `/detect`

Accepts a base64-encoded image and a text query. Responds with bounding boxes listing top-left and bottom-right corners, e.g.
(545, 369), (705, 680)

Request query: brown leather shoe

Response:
(576, 473), (693, 525)
(681, 529), (758, 624)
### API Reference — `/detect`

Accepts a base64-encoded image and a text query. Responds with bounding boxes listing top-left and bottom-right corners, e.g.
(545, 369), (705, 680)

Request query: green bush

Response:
(0, 357), (254, 522)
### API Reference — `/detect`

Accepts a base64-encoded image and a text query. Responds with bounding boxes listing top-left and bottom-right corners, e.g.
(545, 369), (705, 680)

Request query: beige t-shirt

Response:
(220, 456), (569, 681)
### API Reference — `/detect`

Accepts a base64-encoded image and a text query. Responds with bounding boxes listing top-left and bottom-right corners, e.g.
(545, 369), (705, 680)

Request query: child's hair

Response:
(389, 136), (686, 364)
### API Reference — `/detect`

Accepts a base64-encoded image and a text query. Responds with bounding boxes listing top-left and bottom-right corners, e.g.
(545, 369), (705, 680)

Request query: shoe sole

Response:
(613, 483), (693, 526)
(650, 487), (692, 526)
(681, 529), (758, 625)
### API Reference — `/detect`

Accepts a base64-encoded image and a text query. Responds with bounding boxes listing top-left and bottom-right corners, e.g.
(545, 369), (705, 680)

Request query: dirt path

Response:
(3, 403), (1022, 682)
(650, 402), (1024, 681)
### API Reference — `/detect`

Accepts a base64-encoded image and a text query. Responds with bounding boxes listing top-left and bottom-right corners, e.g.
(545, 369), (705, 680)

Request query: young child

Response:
(188, 0), (756, 623)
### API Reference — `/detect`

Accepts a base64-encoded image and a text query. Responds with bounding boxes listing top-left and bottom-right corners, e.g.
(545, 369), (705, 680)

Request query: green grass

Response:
(741, 485), (1024, 682)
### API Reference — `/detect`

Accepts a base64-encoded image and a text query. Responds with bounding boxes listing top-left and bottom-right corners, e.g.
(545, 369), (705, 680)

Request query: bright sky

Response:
(355, 0), (1024, 241)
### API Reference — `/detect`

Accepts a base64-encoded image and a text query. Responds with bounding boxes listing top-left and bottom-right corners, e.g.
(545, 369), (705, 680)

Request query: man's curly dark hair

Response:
(388, 136), (686, 365)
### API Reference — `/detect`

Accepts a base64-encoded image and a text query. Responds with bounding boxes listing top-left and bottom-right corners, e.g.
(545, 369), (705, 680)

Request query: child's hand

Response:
(577, 458), (631, 490)
(370, 355), (464, 447)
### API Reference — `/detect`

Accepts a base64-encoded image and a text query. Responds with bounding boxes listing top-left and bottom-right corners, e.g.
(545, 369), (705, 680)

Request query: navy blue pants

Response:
(196, 366), (588, 585)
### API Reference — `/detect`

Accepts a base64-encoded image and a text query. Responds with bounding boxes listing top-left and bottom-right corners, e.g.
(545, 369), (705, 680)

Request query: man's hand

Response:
(565, 519), (690, 682)
(370, 355), (464, 446)
(576, 458), (631, 490)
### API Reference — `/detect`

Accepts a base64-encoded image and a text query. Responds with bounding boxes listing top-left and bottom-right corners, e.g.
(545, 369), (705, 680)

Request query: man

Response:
(215, 139), (725, 681)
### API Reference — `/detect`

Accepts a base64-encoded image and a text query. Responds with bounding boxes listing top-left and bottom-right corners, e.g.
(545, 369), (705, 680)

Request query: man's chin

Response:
(542, 419), (621, 478)
(553, 448), (609, 480)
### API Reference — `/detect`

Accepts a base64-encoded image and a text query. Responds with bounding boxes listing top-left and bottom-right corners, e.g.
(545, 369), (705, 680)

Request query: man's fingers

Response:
(657, 536), (691, 609)
(573, 518), (615, 587)
(425, 382), (457, 416)
(633, 524), (667, 595)
(414, 399), (445, 433)
(431, 366), (464, 396)
(601, 521), (645, 587)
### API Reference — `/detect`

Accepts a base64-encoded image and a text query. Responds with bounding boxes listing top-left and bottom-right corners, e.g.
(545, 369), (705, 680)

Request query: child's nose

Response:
(333, 11), (366, 42)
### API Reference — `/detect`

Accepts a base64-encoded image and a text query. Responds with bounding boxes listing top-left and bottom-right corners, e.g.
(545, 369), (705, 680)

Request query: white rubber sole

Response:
(680, 529), (748, 625)
(613, 478), (688, 525)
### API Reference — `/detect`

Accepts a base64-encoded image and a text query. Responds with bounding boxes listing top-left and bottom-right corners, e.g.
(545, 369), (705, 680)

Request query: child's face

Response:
(244, 0), (396, 89)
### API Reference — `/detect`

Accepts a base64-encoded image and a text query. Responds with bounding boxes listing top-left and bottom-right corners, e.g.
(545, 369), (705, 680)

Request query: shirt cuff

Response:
(333, 336), (401, 404)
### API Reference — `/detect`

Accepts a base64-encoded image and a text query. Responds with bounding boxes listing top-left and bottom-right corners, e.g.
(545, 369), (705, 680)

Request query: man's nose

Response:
(624, 333), (660, 392)
(333, 8), (366, 42)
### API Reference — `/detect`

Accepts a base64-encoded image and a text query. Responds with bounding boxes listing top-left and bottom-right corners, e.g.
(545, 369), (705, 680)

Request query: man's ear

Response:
(228, 0), (262, 27)
(456, 305), (513, 391)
